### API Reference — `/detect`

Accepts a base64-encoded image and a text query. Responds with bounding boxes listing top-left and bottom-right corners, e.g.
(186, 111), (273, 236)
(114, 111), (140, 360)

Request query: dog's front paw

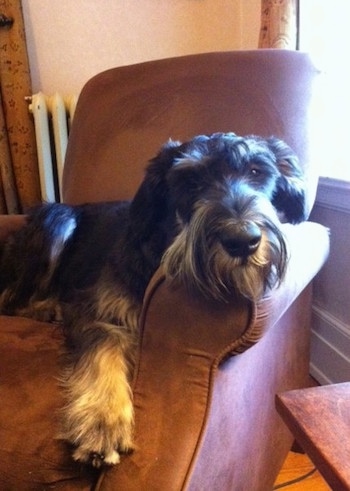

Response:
(61, 345), (135, 468)
(73, 411), (134, 468)
(64, 393), (135, 468)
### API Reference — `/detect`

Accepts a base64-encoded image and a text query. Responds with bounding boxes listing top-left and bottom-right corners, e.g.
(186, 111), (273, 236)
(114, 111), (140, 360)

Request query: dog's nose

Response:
(221, 222), (262, 257)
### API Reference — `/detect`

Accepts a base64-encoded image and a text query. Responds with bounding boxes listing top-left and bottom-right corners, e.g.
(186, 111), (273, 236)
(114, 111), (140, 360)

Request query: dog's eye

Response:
(249, 167), (261, 177)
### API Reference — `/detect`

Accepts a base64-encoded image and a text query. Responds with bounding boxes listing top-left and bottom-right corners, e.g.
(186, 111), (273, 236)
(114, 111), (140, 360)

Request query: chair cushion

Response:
(0, 316), (97, 490)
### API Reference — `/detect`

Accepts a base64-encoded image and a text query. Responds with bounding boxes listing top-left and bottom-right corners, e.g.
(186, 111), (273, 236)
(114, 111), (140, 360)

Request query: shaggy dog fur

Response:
(0, 132), (306, 467)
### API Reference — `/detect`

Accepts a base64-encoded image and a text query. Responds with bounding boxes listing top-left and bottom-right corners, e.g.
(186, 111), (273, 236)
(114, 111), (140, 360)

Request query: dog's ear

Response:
(129, 140), (183, 238)
(267, 137), (307, 224)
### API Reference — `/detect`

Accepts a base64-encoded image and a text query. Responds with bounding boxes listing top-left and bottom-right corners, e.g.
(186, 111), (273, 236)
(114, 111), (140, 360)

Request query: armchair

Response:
(0, 50), (329, 490)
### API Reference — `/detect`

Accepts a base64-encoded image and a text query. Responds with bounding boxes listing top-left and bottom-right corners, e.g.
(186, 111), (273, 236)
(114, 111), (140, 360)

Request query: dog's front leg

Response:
(60, 321), (135, 468)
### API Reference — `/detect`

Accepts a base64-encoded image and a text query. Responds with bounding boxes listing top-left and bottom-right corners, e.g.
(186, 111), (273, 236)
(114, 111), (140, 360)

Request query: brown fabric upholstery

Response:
(0, 317), (99, 490)
(0, 50), (329, 490)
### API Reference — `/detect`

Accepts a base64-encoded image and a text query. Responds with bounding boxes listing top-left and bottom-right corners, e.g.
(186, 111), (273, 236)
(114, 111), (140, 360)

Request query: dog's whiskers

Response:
(162, 194), (287, 302)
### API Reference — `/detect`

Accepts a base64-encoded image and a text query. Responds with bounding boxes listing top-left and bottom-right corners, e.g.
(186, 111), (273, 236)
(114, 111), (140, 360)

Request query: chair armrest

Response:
(97, 222), (329, 490)
(257, 221), (330, 332)
(0, 214), (27, 241)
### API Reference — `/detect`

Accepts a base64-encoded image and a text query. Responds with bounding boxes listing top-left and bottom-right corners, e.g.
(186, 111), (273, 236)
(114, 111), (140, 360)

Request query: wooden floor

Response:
(274, 451), (331, 490)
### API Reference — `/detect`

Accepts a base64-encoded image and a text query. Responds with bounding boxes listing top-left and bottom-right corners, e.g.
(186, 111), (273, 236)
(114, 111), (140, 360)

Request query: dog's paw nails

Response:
(72, 447), (121, 468)
(90, 450), (120, 468)
(90, 452), (106, 468)
(68, 416), (134, 468)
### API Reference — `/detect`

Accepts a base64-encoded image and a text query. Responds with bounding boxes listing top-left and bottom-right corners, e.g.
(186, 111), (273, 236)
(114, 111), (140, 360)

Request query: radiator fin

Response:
(28, 92), (78, 202)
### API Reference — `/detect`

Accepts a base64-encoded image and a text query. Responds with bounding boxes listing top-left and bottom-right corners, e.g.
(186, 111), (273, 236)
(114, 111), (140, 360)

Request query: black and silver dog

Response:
(0, 132), (306, 467)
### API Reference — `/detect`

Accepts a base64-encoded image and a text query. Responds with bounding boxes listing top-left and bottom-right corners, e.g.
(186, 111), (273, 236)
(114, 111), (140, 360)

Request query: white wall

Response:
(22, 0), (260, 95)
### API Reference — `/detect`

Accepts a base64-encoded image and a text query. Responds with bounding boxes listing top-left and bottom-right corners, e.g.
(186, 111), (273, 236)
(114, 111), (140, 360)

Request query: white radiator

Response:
(27, 92), (78, 202)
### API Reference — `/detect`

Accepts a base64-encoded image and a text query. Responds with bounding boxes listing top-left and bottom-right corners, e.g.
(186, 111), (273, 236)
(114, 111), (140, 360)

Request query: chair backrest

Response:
(63, 50), (319, 215)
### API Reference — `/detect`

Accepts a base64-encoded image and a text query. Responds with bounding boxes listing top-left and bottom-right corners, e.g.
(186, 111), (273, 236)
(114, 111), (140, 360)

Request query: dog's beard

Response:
(162, 199), (287, 302)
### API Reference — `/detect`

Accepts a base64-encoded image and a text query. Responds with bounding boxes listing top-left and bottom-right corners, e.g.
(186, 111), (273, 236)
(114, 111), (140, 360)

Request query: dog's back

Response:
(0, 201), (132, 319)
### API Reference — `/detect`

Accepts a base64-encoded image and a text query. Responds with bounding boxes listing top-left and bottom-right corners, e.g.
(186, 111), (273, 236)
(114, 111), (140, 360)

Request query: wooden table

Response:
(276, 382), (350, 491)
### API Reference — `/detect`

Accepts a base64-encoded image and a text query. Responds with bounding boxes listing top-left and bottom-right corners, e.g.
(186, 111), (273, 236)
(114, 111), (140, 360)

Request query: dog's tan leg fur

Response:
(61, 328), (134, 467)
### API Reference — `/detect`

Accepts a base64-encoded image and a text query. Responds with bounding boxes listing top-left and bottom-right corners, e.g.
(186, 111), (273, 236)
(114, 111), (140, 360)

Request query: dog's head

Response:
(130, 132), (306, 301)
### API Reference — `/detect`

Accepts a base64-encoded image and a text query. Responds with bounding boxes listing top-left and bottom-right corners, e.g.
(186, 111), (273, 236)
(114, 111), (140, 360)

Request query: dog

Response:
(0, 132), (306, 468)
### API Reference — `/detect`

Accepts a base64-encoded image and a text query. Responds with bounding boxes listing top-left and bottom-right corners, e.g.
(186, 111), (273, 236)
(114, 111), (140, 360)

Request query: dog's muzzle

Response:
(162, 192), (287, 302)
(220, 221), (262, 258)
